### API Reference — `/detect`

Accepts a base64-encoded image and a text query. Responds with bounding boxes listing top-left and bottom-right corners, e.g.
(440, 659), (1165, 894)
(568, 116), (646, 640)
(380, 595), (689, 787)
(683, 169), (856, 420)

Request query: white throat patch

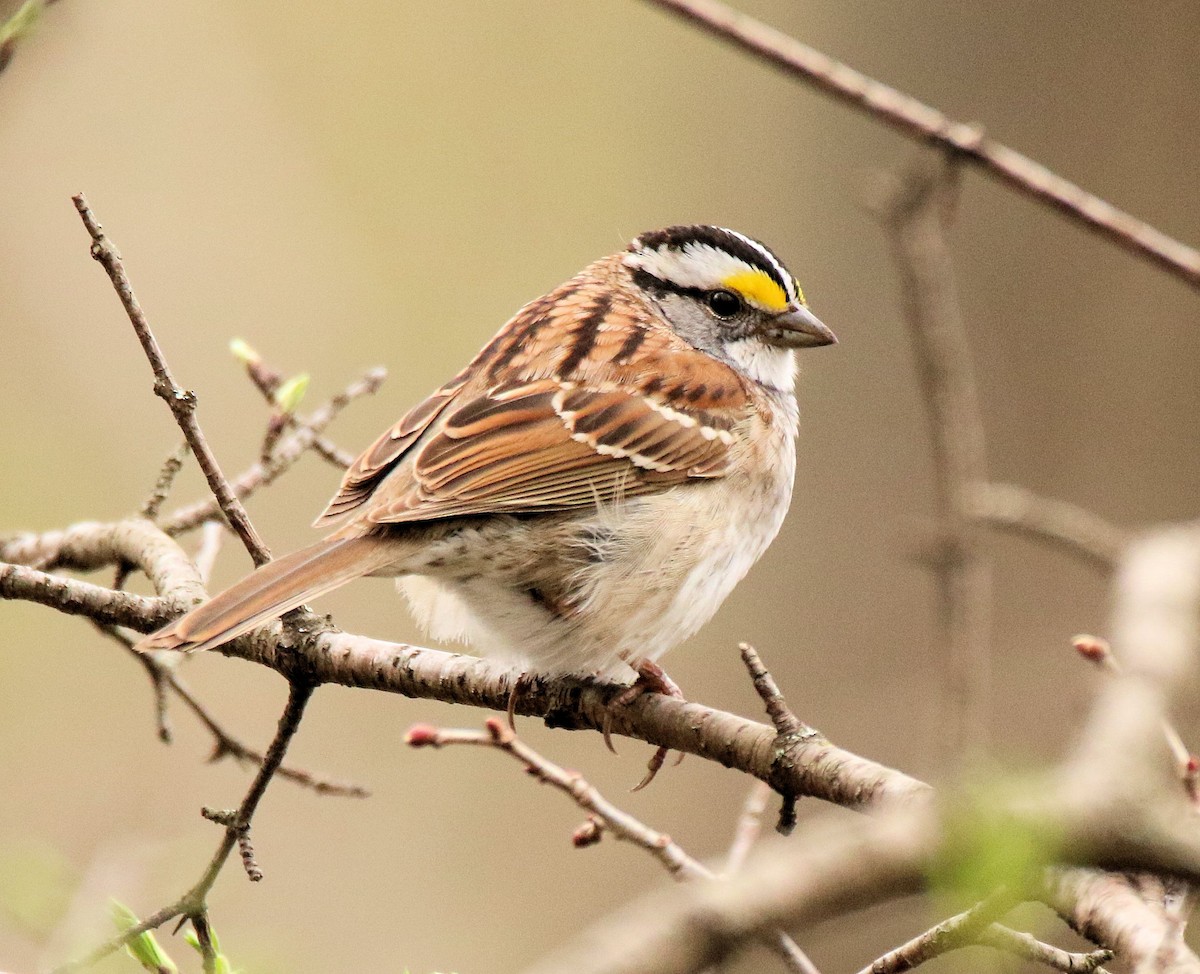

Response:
(723, 338), (797, 392)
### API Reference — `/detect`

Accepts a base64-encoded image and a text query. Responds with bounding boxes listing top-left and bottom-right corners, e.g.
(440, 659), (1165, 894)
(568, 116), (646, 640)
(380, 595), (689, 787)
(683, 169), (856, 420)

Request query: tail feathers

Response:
(137, 536), (396, 654)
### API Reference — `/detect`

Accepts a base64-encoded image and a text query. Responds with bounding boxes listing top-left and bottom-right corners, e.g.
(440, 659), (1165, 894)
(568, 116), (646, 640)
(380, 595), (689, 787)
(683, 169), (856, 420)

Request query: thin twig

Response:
(856, 893), (1113, 974)
(72, 193), (272, 567)
(725, 780), (772, 875)
(53, 680), (316, 972)
(407, 719), (821, 974)
(193, 521), (224, 588)
(140, 442), (190, 521)
(159, 366), (386, 537)
(966, 482), (1127, 572)
(96, 621), (368, 798)
(739, 643), (819, 834)
(873, 159), (992, 762)
(855, 892), (1018, 974)
(235, 343), (376, 470)
(642, 0), (1200, 290)
(975, 926), (1112, 974)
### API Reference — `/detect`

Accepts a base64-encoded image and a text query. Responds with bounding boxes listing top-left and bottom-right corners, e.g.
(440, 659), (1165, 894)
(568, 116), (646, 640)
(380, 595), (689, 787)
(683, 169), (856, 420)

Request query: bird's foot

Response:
(505, 671), (537, 730)
(602, 658), (686, 791)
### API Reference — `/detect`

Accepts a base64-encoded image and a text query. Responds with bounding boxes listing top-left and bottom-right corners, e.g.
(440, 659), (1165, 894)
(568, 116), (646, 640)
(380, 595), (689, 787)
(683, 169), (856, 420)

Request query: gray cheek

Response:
(655, 294), (726, 356)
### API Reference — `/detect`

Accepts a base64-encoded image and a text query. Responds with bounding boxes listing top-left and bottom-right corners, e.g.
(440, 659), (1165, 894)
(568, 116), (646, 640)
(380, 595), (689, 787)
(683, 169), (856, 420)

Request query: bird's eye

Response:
(706, 289), (742, 319)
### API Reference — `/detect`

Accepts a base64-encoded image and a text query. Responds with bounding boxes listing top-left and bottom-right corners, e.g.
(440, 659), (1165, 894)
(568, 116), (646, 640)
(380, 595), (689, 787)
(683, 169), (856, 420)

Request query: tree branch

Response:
(874, 159), (992, 761)
(407, 718), (820, 974)
(72, 193), (272, 566)
(642, 0), (1200, 290)
(965, 482), (1128, 572)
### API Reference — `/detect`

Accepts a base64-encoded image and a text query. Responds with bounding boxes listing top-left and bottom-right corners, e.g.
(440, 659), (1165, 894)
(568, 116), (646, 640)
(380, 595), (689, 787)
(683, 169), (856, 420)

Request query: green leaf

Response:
(273, 373), (310, 414)
(929, 774), (1064, 907)
(228, 337), (261, 365)
(110, 900), (178, 974)
(0, 0), (43, 48)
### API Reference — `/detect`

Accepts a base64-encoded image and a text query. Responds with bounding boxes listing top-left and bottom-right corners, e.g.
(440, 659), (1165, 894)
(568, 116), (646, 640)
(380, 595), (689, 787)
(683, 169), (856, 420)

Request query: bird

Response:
(138, 225), (835, 712)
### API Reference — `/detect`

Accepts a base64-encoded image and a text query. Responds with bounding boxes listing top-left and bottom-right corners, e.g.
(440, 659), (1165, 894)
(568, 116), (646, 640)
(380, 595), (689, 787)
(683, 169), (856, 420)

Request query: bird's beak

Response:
(764, 303), (838, 349)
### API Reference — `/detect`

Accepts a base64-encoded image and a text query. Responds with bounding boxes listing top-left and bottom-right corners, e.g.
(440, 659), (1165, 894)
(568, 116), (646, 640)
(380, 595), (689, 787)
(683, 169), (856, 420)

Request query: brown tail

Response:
(136, 535), (398, 654)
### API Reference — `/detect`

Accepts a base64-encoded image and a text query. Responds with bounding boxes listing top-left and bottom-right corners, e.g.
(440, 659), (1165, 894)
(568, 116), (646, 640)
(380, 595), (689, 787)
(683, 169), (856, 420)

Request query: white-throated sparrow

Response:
(139, 226), (835, 685)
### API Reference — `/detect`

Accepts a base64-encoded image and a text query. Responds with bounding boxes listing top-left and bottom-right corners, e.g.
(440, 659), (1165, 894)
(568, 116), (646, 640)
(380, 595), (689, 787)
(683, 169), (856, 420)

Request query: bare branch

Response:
(72, 193), (272, 566)
(0, 560), (169, 630)
(873, 160), (992, 760)
(140, 442), (190, 521)
(233, 341), (382, 470)
(854, 891), (1019, 974)
(97, 620), (369, 798)
(738, 643), (819, 832)
(53, 680), (316, 973)
(855, 892), (1113, 974)
(407, 719), (820, 974)
(967, 483), (1128, 572)
(0, 517), (931, 812)
(975, 926), (1111, 974)
(725, 780), (772, 875)
(642, 0), (1200, 290)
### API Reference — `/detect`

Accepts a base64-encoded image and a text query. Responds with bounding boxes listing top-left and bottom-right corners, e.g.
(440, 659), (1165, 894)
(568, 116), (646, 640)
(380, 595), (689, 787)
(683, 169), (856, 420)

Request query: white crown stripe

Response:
(624, 228), (797, 306)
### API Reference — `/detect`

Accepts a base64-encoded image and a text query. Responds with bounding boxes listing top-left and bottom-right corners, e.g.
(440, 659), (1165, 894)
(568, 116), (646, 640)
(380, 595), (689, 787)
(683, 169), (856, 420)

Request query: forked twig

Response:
(159, 366), (386, 537)
(95, 621), (367, 798)
(857, 893), (1113, 974)
(72, 193), (272, 567)
(407, 719), (821, 974)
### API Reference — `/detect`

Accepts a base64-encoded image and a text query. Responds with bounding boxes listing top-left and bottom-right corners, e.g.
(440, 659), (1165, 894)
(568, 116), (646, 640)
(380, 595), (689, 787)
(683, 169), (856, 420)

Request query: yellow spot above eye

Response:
(721, 270), (791, 312)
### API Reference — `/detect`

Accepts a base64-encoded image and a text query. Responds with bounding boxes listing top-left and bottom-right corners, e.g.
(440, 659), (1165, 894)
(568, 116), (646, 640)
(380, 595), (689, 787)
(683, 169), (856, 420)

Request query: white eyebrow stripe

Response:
(717, 227), (796, 303)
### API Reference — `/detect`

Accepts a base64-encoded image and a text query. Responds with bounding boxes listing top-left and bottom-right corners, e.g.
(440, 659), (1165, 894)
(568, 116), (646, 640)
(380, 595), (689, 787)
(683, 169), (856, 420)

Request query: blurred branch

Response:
(73, 193), (272, 567)
(1074, 634), (1200, 807)
(872, 159), (992, 761)
(642, 0), (1200, 290)
(521, 522), (1200, 974)
(407, 718), (820, 974)
(966, 483), (1128, 572)
(724, 780), (772, 875)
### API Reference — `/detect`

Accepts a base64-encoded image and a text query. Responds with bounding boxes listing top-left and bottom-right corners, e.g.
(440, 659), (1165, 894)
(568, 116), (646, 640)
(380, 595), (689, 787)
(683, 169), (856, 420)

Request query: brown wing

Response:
(315, 376), (465, 526)
(361, 377), (740, 524)
(316, 259), (756, 529)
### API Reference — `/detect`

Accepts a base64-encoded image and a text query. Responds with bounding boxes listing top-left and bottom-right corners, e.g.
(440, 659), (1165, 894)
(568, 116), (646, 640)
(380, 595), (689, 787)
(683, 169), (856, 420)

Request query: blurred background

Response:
(2, 1), (1199, 971)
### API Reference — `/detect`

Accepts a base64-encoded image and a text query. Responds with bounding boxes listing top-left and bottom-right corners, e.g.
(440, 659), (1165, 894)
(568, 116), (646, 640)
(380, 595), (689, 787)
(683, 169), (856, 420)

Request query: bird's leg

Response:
(603, 657), (687, 790)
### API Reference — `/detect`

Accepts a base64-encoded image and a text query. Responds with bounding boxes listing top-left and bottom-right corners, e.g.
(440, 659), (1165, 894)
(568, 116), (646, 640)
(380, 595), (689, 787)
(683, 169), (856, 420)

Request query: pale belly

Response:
(398, 408), (797, 679)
